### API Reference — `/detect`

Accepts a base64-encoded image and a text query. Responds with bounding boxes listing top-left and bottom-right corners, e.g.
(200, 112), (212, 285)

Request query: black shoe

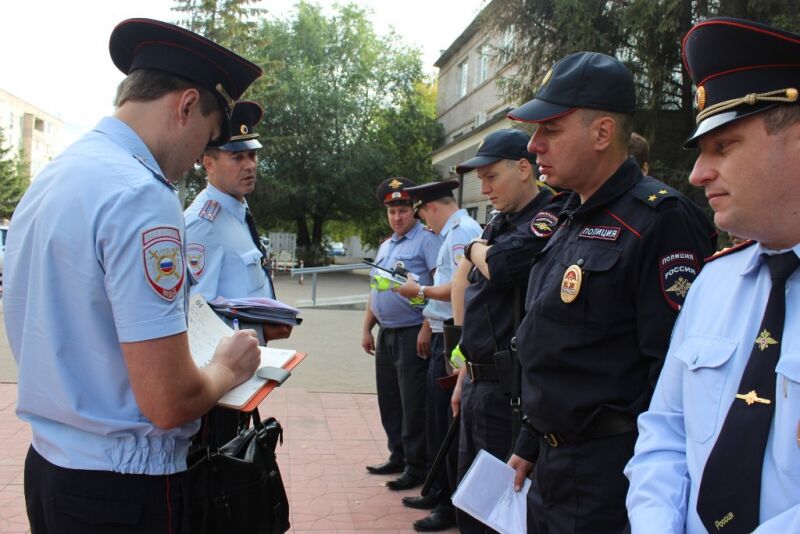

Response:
(386, 470), (425, 491)
(402, 493), (439, 510)
(366, 459), (405, 475)
(413, 506), (456, 532)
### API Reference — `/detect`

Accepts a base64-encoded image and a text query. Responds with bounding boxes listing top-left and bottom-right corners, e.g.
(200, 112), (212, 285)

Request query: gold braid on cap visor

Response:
(696, 87), (799, 123)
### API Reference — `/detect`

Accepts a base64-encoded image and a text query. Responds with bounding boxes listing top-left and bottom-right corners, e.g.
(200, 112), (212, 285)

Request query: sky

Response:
(0, 0), (487, 149)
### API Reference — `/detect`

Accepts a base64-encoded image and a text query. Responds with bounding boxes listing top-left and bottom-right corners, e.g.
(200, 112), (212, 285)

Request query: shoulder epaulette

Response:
(198, 199), (221, 222)
(705, 239), (757, 263)
(630, 179), (675, 208)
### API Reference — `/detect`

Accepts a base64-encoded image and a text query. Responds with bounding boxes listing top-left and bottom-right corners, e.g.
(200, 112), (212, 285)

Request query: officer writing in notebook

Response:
(3, 18), (262, 532)
(506, 52), (717, 532)
(626, 18), (800, 533)
(185, 100), (292, 444)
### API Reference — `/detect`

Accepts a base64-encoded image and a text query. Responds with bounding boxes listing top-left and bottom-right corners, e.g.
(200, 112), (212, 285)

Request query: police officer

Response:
(506, 52), (718, 533)
(185, 100), (291, 445)
(395, 179), (482, 531)
(362, 177), (442, 490)
(626, 18), (800, 533)
(450, 129), (566, 533)
(3, 19), (262, 533)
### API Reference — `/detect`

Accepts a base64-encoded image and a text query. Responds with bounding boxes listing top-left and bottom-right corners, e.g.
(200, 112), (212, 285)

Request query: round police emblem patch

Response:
(452, 243), (466, 265)
(142, 226), (185, 301)
(186, 242), (206, 281)
(530, 211), (559, 237)
(659, 251), (699, 311)
(560, 264), (582, 304)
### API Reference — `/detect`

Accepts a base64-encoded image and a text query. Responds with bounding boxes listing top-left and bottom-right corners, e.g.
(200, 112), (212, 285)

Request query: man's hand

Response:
(211, 329), (261, 387)
(508, 454), (534, 491)
(362, 330), (376, 355)
(395, 278), (421, 298)
(417, 320), (432, 357)
(263, 323), (292, 341)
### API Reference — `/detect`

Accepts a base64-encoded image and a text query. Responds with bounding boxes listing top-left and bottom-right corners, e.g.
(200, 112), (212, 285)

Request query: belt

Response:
(466, 361), (498, 382)
(540, 411), (636, 448)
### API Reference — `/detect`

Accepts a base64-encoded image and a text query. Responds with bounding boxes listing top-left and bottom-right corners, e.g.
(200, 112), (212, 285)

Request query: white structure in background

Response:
(0, 88), (63, 180)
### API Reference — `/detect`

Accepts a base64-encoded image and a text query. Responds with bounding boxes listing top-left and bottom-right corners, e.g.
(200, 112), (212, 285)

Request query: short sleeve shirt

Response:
(3, 117), (196, 475)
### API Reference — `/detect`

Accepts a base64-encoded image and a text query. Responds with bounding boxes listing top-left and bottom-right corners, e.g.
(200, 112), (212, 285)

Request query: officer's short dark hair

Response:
(579, 109), (634, 145)
(114, 68), (219, 116)
(203, 147), (221, 159)
(627, 133), (650, 168)
(762, 104), (800, 135)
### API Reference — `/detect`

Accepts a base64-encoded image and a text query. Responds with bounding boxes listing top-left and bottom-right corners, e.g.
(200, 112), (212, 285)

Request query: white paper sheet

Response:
(188, 294), (296, 408)
(452, 449), (530, 534)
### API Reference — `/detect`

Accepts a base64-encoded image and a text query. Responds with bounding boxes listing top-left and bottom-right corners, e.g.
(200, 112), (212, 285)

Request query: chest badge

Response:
(560, 264), (582, 304)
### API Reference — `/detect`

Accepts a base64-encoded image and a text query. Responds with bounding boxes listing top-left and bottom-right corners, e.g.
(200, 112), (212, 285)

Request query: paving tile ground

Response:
(0, 383), (457, 533)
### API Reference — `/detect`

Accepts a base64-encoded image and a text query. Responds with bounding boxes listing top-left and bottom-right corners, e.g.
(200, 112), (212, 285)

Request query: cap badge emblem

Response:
(695, 85), (706, 111)
(560, 264), (582, 304)
(391, 191), (402, 199)
(541, 68), (553, 89)
(389, 179), (403, 189)
(240, 124), (249, 135)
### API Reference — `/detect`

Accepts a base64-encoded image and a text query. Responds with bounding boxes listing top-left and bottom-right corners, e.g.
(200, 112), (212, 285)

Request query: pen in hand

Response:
(232, 318), (239, 331)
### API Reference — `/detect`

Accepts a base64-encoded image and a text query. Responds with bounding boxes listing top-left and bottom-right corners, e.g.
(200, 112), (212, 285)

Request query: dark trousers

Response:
(425, 333), (455, 506)
(526, 432), (636, 534)
(375, 324), (429, 474)
(24, 446), (193, 534)
(457, 376), (513, 534)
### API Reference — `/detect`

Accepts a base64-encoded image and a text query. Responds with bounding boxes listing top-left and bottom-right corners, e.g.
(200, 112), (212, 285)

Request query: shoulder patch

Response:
(186, 242), (206, 281)
(452, 243), (466, 265)
(142, 226), (185, 301)
(530, 210), (559, 238)
(630, 180), (675, 208)
(705, 239), (757, 263)
(659, 251), (700, 311)
(198, 199), (221, 221)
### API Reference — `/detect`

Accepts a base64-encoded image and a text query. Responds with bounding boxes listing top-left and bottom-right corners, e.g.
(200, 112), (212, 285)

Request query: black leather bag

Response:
(187, 408), (290, 534)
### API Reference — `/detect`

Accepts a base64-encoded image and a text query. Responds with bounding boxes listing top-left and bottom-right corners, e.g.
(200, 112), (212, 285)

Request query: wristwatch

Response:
(465, 239), (488, 263)
(417, 285), (426, 299)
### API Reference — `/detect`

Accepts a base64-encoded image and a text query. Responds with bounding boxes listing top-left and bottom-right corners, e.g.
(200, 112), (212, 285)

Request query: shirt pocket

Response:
(773, 352), (800, 475)
(239, 247), (265, 292)
(672, 336), (738, 443)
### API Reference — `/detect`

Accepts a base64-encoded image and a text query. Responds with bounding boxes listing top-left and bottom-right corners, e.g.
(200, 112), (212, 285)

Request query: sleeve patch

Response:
(659, 251), (700, 311)
(142, 226), (185, 301)
(198, 199), (220, 221)
(186, 242), (206, 281)
(530, 211), (559, 237)
(452, 243), (465, 265)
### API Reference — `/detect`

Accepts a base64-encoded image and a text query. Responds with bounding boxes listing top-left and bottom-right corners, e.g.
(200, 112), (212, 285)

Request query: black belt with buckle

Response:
(541, 411), (637, 448)
(466, 361), (499, 382)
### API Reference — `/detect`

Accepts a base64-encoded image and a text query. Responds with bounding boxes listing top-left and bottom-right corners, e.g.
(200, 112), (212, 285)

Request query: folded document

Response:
(210, 296), (303, 326)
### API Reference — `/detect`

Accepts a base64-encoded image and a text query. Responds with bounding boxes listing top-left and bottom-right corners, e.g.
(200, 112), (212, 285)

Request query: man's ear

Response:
(202, 153), (215, 173)
(592, 116), (615, 151)
(176, 88), (201, 126)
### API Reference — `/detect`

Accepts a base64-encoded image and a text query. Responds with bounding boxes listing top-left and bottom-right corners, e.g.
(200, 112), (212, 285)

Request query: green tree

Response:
(247, 2), (441, 263)
(0, 128), (28, 219)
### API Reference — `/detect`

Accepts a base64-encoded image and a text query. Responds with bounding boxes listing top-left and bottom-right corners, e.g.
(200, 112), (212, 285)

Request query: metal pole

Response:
(311, 272), (318, 305)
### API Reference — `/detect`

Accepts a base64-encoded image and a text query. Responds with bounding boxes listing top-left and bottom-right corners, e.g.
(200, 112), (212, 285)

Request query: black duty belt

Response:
(466, 361), (499, 382)
(540, 411), (637, 448)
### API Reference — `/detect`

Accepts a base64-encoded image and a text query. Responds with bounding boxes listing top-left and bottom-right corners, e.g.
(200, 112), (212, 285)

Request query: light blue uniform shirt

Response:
(370, 222), (441, 328)
(423, 209), (482, 332)
(3, 117), (194, 475)
(184, 184), (275, 301)
(625, 242), (800, 533)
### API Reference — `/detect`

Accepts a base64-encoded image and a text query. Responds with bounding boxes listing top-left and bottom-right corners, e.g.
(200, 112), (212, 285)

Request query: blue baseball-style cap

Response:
(455, 129), (536, 174)
(508, 52), (636, 123)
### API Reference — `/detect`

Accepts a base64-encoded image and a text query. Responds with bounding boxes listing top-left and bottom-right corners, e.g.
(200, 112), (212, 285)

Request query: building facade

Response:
(432, 3), (521, 224)
(0, 88), (63, 180)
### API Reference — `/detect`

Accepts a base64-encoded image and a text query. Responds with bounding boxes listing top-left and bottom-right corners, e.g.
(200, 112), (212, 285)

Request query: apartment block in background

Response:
(0, 88), (63, 180)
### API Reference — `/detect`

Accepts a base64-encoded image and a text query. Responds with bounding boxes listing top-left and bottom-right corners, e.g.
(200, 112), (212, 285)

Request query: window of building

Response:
(35, 118), (45, 132)
(478, 44), (491, 84)
(466, 206), (478, 220)
(458, 59), (469, 98)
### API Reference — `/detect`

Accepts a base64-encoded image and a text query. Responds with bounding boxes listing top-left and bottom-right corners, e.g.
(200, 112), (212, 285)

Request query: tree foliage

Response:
(0, 128), (28, 220)
(484, 0), (800, 207)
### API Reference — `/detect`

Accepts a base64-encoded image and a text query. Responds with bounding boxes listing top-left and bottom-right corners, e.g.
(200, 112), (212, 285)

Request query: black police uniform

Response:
(514, 158), (717, 533)
(457, 187), (566, 534)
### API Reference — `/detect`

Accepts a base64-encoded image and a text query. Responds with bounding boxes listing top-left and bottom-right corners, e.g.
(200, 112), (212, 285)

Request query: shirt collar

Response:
(94, 117), (173, 191)
(440, 209), (468, 237)
(392, 221), (423, 243)
(741, 242), (800, 276)
(508, 188), (554, 227)
(571, 158), (640, 215)
(206, 183), (248, 222)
